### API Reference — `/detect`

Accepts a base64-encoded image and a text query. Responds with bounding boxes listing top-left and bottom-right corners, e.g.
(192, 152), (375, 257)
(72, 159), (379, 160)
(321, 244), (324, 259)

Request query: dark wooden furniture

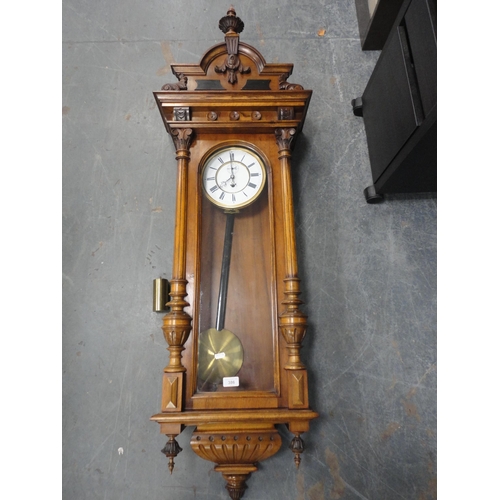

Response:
(355, 0), (405, 50)
(150, 8), (317, 499)
(353, 0), (436, 203)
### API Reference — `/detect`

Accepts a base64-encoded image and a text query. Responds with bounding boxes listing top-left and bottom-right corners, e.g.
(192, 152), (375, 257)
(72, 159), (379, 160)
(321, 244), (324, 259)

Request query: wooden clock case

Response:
(150, 8), (318, 499)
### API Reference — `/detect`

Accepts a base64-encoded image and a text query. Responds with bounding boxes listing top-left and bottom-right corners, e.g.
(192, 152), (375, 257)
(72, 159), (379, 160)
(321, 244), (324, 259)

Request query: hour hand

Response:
(221, 175), (236, 188)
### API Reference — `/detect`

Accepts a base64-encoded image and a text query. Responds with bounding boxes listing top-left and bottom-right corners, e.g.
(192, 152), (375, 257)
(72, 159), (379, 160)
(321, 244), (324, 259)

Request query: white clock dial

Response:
(202, 146), (266, 209)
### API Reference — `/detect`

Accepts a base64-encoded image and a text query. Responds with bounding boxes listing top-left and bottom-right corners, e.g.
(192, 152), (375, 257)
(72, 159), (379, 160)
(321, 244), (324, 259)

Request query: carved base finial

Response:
(215, 466), (256, 500)
(161, 435), (183, 474)
(224, 473), (249, 500)
(289, 434), (305, 468)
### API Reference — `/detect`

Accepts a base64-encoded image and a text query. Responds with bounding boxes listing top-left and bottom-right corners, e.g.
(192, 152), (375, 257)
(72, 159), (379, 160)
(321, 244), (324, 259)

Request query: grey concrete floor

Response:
(62, 1), (436, 499)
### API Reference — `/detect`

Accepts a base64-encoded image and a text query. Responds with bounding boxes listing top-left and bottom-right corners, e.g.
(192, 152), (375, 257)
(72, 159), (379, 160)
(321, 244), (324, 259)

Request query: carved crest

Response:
(158, 8), (307, 93)
(215, 7), (250, 84)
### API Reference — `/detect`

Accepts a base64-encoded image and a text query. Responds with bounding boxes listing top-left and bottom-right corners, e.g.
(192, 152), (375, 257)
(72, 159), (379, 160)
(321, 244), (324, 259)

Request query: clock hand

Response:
(229, 159), (237, 188)
(220, 171), (237, 189)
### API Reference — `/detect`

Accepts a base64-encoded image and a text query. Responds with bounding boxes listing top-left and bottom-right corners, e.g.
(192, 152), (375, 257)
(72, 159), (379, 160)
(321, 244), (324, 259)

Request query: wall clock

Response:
(151, 8), (318, 499)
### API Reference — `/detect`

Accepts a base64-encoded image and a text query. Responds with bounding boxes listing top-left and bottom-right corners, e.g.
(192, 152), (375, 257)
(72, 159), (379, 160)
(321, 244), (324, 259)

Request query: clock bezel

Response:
(200, 142), (268, 210)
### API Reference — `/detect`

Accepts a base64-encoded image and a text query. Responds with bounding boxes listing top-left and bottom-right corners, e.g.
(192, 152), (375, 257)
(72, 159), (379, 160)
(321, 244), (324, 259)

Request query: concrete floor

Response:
(62, 1), (436, 498)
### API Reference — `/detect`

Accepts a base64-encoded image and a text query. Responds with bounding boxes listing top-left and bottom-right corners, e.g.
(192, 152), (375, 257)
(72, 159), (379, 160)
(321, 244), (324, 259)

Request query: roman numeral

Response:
(230, 152), (234, 161)
(250, 173), (260, 177)
(241, 154), (246, 162)
(219, 192), (225, 200)
(249, 182), (257, 189)
(247, 162), (255, 168)
(210, 185), (219, 193)
(218, 157), (224, 163)
(232, 194), (236, 203)
(207, 176), (215, 181)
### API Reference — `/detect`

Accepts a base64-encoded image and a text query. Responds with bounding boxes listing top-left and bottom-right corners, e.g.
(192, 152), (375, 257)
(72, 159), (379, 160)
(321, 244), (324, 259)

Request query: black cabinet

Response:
(354, 0), (405, 51)
(353, 0), (436, 203)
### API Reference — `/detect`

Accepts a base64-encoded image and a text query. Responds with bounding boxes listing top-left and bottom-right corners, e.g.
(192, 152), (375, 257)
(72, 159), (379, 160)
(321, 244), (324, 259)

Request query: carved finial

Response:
(289, 434), (305, 469)
(161, 436), (183, 474)
(219, 7), (244, 34)
(215, 7), (249, 84)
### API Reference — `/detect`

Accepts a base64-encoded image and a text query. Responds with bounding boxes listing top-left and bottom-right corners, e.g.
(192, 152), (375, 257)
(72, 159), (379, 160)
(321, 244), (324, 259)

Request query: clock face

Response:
(201, 146), (266, 209)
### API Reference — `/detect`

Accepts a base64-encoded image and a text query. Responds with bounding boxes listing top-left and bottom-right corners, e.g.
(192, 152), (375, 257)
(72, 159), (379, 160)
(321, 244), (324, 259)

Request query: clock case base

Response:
(152, 408), (318, 497)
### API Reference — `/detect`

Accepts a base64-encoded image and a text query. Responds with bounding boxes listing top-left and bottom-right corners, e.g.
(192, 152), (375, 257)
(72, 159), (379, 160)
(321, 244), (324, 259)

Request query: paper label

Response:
(223, 376), (239, 387)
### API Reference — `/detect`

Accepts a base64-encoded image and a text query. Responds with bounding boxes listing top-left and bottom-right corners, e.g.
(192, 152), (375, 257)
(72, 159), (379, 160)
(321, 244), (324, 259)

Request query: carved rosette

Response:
(162, 72), (188, 91)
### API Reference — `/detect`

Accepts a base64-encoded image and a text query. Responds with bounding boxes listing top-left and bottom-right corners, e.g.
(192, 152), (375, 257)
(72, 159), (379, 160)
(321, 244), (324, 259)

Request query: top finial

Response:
(219, 6), (244, 35)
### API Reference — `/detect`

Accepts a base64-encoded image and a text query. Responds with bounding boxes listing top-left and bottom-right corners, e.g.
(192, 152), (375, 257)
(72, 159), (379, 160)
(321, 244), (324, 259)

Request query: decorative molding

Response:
(278, 107), (295, 120)
(162, 374), (181, 410)
(191, 430), (281, 464)
(289, 371), (306, 407)
(174, 107), (190, 121)
(162, 72), (188, 91)
(279, 73), (304, 91)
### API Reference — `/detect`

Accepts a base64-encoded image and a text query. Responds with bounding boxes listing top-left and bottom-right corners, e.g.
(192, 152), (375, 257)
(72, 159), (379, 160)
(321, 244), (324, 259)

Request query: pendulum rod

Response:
(215, 211), (235, 331)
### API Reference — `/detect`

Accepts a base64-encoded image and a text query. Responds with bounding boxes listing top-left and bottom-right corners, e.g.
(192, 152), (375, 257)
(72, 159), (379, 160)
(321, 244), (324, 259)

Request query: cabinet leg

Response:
(351, 97), (363, 117)
(364, 185), (384, 204)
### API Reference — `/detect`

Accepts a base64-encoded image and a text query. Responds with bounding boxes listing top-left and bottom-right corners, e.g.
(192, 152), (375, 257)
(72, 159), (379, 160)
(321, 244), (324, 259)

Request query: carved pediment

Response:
(161, 7), (303, 92)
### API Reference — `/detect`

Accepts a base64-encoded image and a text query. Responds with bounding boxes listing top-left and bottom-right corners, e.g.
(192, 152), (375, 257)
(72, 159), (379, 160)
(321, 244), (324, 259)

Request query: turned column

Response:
(275, 128), (309, 409)
(161, 127), (194, 412)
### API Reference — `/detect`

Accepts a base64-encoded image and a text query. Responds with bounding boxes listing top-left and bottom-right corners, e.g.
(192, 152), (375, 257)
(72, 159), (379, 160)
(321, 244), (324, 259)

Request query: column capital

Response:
(170, 128), (194, 153)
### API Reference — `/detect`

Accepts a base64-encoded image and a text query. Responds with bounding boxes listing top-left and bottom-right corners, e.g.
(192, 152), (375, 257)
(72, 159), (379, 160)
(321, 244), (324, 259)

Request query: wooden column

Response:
(275, 128), (309, 410)
(161, 127), (194, 412)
